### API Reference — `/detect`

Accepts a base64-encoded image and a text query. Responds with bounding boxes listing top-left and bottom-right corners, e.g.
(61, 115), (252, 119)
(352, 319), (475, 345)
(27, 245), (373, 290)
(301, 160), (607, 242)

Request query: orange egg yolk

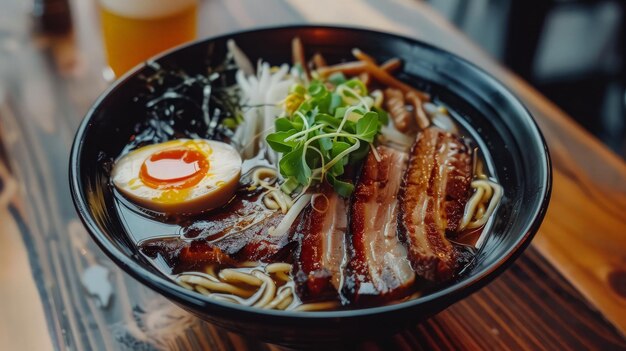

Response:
(140, 148), (209, 190)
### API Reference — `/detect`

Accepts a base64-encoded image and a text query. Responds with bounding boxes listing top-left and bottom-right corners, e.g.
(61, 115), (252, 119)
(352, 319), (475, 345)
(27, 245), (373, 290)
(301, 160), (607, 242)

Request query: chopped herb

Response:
(265, 79), (383, 196)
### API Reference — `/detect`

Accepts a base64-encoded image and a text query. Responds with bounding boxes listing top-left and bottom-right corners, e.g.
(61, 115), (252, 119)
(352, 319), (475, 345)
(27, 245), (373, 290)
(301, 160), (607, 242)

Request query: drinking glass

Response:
(99, 0), (198, 77)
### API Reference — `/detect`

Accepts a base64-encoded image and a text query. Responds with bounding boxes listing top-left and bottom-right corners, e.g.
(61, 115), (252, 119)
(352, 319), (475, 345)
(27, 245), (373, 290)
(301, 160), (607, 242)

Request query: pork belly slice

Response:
(292, 184), (347, 301)
(139, 213), (288, 275)
(342, 146), (416, 304)
(398, 128), (473, 282)
(179, 193), (289, 262)
(213, 211), (288, 262)
(139, 212), (287, 276)
(139, 236), (235, 274)
(181, 193), (266, 240)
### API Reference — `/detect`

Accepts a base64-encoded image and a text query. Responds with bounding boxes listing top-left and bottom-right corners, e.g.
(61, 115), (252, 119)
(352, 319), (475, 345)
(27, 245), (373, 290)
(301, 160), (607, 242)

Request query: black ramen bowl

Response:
(70, 26), (551, 346)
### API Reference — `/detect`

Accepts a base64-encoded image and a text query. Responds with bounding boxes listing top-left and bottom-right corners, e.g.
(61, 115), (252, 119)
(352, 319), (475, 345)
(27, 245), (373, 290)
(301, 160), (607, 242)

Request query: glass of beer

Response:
(99, 0), (198, 77)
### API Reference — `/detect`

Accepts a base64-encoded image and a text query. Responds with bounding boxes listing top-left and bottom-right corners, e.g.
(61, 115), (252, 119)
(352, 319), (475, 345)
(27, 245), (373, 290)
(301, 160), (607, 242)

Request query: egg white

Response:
(111, 139), (242, 214)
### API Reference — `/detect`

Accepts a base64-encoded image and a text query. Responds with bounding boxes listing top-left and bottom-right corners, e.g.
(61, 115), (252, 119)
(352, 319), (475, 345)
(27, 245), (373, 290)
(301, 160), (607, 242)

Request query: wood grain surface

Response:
(0, 0), (624, 350)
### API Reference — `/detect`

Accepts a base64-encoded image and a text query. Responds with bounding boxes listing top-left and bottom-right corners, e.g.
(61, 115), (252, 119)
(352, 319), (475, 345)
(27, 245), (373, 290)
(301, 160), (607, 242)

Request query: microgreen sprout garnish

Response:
(266, 78), (388, 197)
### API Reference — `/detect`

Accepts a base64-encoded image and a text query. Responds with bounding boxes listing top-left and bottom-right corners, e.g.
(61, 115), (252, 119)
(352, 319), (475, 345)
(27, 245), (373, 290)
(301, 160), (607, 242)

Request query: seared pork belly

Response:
(342, 146), (416, 304)
(139, 194), (292, 274)
(293, 184), (347, 300)
(211, 211), (289, 261)
(398, 128), (473, 282)
(180, 194), (289, 262)
(139, 236), (235, 274)
(228, 212), (289, 262)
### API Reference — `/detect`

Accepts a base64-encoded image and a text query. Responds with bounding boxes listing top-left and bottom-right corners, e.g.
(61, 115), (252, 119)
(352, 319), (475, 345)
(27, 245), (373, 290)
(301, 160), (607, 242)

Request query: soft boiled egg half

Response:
(111, 139), (242, 214)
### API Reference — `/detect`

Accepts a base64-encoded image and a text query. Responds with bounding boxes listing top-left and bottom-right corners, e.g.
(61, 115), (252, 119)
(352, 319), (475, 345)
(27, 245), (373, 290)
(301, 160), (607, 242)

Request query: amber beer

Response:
(99, 0), (197, 76)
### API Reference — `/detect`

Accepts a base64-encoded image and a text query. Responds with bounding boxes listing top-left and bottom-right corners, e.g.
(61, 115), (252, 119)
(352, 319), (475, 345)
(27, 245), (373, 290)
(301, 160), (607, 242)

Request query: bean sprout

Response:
(232, 58), (295, 159)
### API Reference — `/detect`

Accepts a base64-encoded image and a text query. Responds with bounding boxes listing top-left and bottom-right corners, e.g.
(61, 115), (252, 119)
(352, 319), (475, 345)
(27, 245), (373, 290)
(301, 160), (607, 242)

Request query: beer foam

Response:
(100, 0), (196, 19)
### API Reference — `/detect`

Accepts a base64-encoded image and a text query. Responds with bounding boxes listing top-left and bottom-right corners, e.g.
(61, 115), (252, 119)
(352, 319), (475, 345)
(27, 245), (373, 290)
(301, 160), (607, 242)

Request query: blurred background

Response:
(429, 0), (626, 156)
(14, 0), (626, 157)
(22, 0), (626, 157)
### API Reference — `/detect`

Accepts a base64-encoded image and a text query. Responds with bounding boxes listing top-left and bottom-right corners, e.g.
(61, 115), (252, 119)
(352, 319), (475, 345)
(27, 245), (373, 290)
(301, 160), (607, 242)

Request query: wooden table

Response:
(0, 0), (625, 350)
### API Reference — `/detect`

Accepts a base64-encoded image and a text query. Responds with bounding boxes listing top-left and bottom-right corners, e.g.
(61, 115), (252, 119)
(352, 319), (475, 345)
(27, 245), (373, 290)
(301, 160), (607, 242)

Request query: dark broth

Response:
(109, 61), (499, 310)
